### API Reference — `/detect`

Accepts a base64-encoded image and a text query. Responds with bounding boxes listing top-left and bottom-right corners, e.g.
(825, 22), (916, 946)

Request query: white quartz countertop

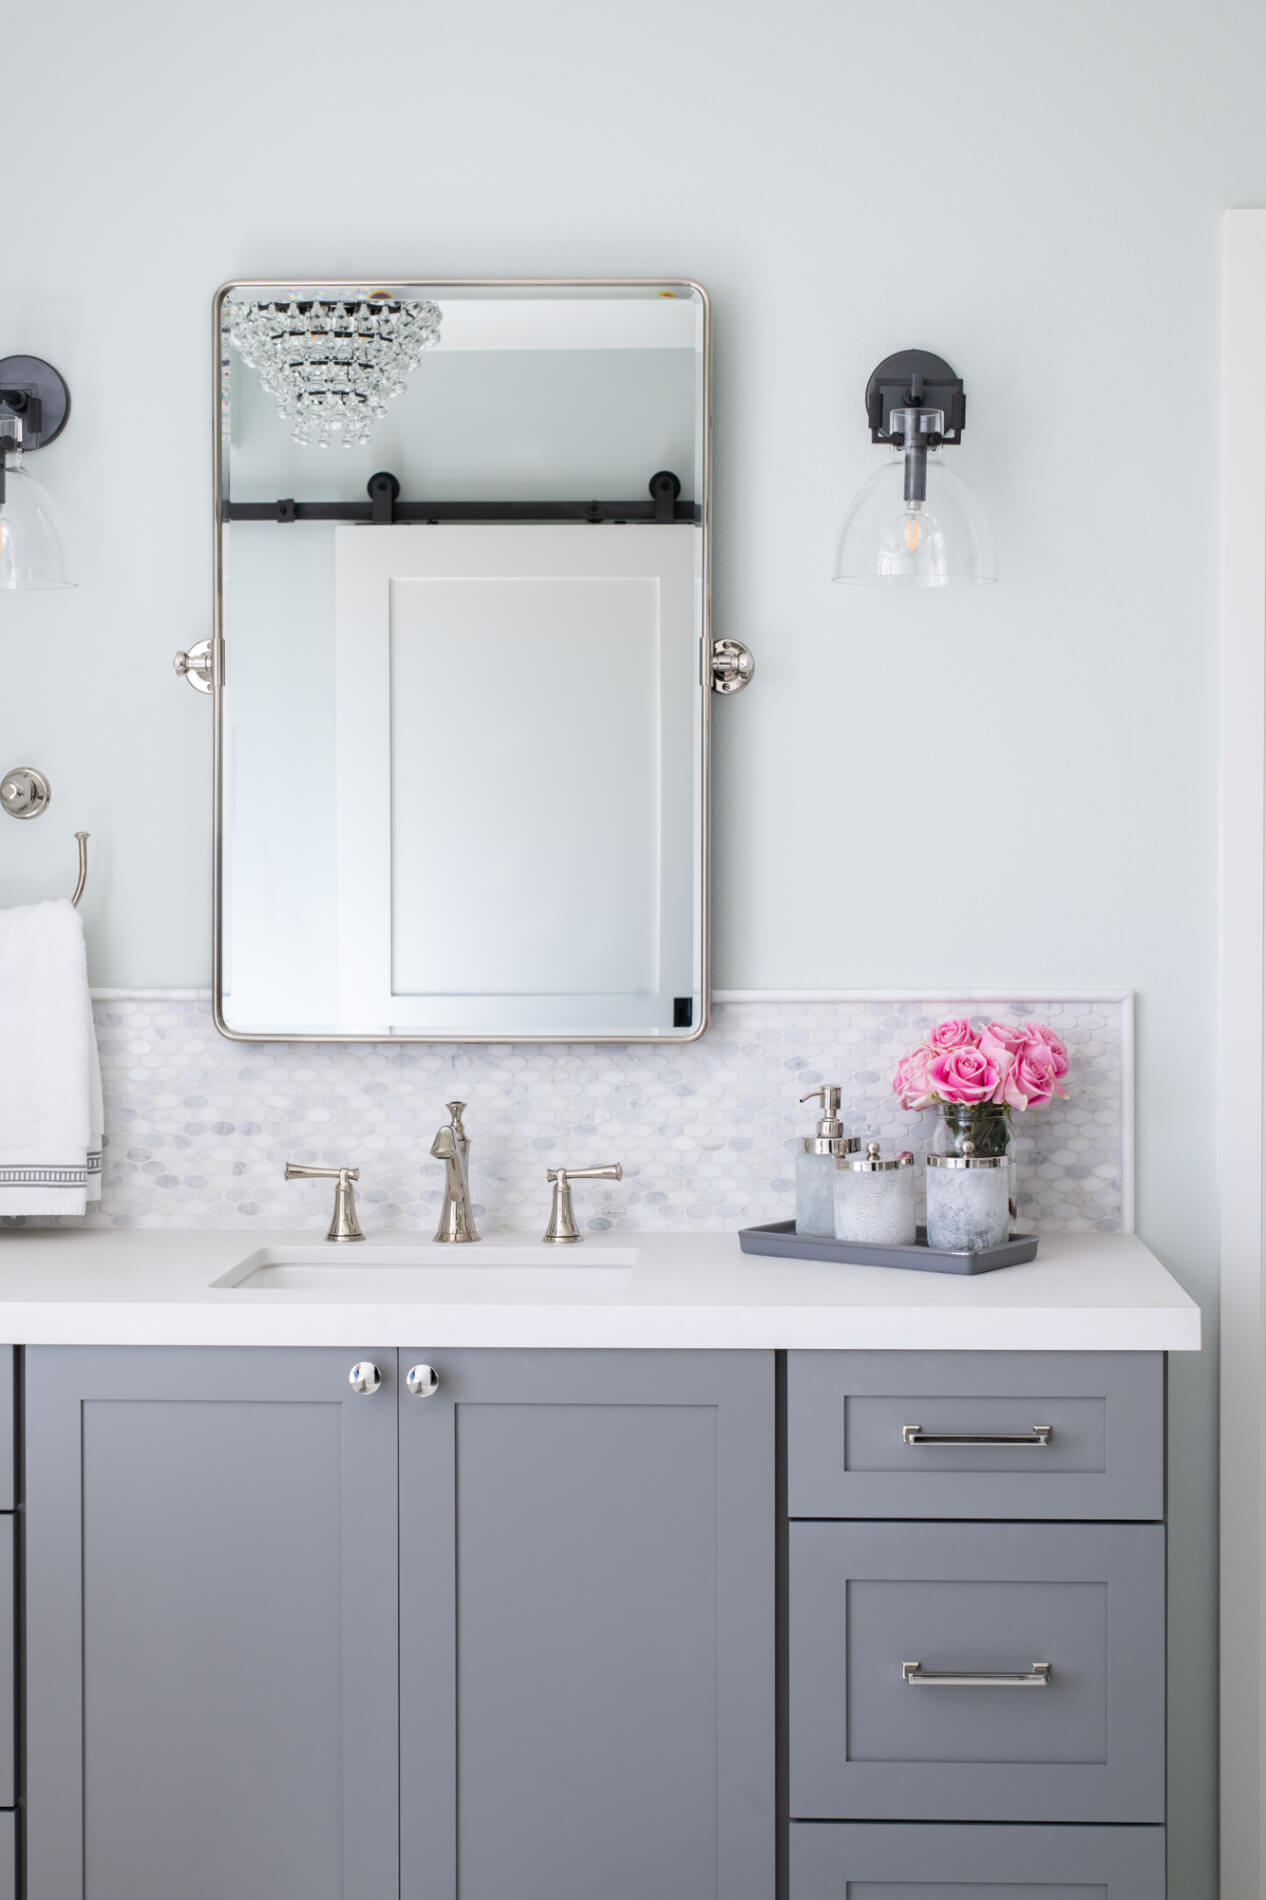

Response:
(0, 1228), (1200, 1351)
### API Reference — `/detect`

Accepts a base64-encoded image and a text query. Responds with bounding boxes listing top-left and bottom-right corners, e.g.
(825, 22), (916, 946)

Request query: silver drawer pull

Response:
(902, 1660), (1052, 1688)
(902, 1423), (1053, 1447)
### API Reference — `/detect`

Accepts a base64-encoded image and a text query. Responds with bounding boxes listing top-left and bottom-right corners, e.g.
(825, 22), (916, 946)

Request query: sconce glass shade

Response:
(0, 453), (76, 590)
(832, 448), (997, 587)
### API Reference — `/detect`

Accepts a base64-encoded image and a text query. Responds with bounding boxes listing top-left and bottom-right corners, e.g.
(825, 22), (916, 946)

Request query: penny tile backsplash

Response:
(8, 995), (1129, 1234)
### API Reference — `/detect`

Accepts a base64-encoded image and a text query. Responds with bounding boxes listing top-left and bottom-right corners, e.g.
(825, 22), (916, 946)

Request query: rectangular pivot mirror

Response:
(214, 279), (710, 1041)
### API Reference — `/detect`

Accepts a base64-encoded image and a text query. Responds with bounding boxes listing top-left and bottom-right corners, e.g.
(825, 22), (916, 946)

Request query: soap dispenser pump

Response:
(795, 1086), (859, 1237)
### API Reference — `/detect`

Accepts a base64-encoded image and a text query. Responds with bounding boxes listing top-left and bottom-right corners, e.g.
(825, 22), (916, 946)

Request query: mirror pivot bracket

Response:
(711, 637), (756, 694)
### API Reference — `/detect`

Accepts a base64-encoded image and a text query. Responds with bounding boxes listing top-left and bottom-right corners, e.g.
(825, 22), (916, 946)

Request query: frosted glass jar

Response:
(924, 1141), (1010, 1252)
(833, 1143), (916, 1246)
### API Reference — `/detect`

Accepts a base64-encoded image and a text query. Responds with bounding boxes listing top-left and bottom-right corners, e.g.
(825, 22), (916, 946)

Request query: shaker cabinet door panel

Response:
(24, 1346), (400, 1900)
(399, 1348), (775, 1900)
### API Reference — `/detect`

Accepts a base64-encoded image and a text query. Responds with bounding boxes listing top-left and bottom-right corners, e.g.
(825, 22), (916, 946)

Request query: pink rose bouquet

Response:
(892, 1017), (1070, 1156)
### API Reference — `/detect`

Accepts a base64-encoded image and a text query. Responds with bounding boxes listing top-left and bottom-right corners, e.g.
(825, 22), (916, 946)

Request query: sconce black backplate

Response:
(865, 349), (964, 445)
(0, 355), (71, 449)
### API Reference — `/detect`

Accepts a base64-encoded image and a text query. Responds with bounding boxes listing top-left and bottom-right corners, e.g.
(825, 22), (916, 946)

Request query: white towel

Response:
(0, 899), (103, 1217)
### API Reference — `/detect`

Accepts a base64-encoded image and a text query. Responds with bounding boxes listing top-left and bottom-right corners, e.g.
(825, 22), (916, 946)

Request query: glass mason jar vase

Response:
(931, 1102), (1017, 1223)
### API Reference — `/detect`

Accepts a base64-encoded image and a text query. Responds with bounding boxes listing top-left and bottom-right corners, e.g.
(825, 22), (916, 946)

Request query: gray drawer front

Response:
(789, 1521), (1164, 1823)
(0, 1812), (12, 1900)
(788, 1350), (1163, 1519)
(791, 1822), (1164, 1897)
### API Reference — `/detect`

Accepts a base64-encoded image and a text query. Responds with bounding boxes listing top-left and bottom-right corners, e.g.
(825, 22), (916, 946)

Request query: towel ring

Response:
(71, 832), (88, 907)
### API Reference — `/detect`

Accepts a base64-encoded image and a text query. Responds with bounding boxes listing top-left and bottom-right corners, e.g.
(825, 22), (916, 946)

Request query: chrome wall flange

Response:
(0, 766), (51, 819)
(711, 637), (755, 694)
(173, 639), (214, 694)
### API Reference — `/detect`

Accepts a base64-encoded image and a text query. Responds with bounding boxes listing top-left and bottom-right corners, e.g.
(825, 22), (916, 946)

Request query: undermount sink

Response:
(213, 1243), (639, 1296)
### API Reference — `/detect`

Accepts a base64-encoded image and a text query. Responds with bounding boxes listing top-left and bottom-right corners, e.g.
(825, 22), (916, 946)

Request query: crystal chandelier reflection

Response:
(228, 292), (442, 448)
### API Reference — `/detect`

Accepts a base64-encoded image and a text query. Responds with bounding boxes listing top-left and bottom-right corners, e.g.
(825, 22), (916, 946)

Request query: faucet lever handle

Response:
(543, 1164), (623, 1244)
(284, 1162), (364, 1244)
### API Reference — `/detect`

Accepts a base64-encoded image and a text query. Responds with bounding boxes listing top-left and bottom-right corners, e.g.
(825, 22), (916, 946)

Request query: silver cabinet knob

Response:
(348, 1361), (382, 1395)
(406, 1363), (440, 1398)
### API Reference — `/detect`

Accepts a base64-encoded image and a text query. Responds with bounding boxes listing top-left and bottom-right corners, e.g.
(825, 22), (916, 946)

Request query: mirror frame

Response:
(210, 277), (712, 1043)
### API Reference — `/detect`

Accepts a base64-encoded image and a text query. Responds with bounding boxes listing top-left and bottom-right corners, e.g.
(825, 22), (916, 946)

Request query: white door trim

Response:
(1220, 207), (1266, 1899)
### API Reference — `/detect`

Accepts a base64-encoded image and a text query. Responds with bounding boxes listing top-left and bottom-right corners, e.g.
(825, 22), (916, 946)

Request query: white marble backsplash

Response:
(6, 994), (1129, 1235)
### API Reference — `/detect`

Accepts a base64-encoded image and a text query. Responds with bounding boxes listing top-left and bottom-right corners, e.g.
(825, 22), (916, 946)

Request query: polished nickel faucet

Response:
(431, 1100), (480, 1243)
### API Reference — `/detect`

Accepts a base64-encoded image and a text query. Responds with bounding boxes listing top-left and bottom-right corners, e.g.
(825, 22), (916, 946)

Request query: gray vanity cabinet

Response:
(24, 1347), (402, 1900)
(17, 1340), (1168, 1898)
(397, 1348), (776, 1900)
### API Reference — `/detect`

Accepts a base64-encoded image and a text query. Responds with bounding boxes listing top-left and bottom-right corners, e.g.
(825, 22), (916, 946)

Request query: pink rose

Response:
(999, 1041), (1058, 1110)
(978, 1023), (1026, 1104)
(893, 1045), (935, 1110)
(978, 1021), (1030, 1064)
(926, 1018), (978, 1055)
(1026, 1023), (1070, 1088)
(927, 1045), (1001, 1105)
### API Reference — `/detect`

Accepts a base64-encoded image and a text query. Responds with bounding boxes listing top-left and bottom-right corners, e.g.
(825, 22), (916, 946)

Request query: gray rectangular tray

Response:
(737, 1220), (1038, 1276)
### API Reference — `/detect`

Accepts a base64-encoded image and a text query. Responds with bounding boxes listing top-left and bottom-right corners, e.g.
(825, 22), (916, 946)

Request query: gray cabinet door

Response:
(399, 1348), (775, 1900)
(0, 1517), (13, 1809)
(24, 1346), (400, 1900)
(789, 1520), (1165, 1823)
(0, 1350), (13, 1512)
(791, 1821), (1165, 1897)
(788, 1351), (1165, 1520)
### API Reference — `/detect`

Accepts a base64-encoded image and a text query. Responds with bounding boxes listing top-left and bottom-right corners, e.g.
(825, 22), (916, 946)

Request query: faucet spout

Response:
(432, 1102), (480, 1243)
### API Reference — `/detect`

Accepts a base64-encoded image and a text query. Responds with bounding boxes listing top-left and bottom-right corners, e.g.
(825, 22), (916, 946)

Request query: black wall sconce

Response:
(832, 349), (996, 587)
(0, 355), (75, 590)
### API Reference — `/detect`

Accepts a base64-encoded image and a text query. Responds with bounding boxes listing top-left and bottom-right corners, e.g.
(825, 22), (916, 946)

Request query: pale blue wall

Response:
(2, 3), (1257, 1888)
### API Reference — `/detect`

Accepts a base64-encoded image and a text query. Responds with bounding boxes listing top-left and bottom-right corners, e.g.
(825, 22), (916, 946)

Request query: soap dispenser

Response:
(795, 1086), (858, 1236)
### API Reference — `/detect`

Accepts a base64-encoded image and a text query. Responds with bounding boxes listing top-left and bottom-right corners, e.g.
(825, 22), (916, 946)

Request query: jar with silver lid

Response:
(794, 1085), (860, 1236)
(834, 1141), (916, 1246)
(924, 1139), (1010, 1252)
